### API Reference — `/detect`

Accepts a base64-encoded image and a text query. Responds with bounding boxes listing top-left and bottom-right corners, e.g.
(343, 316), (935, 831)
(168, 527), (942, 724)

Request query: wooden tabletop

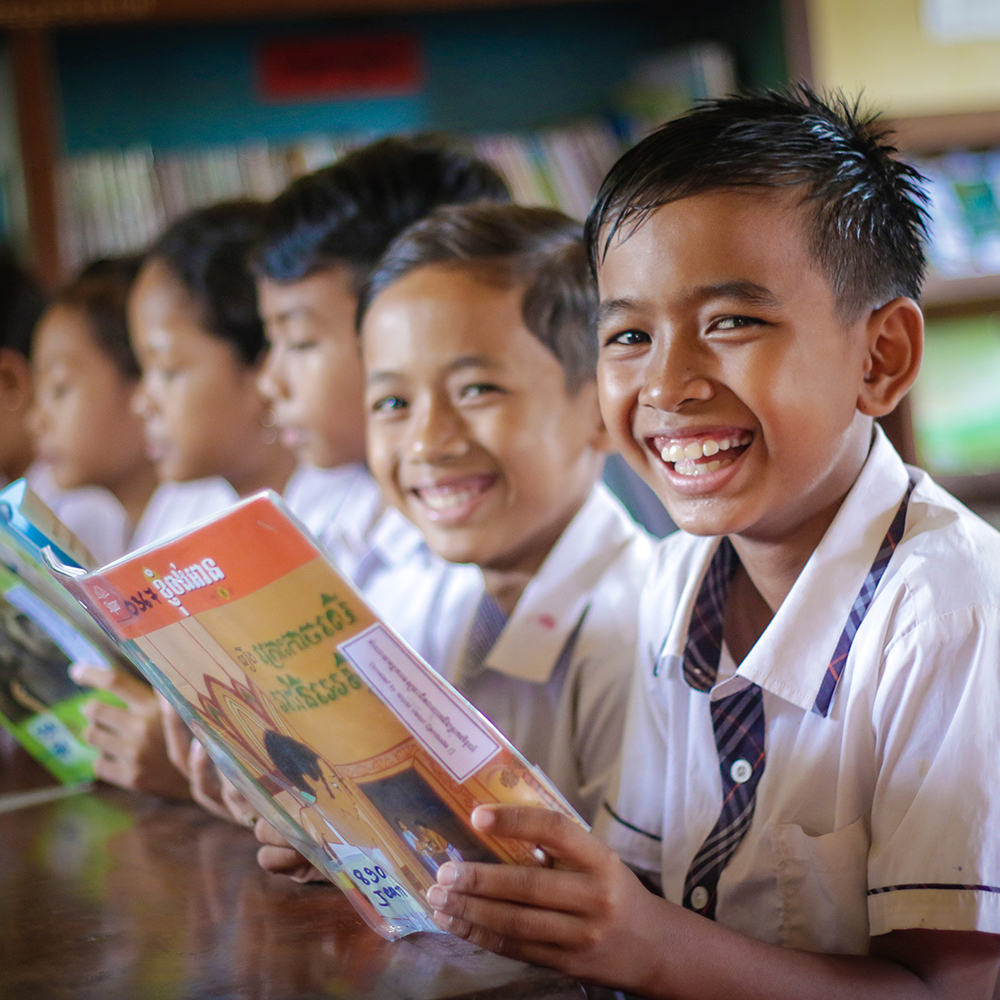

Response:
(0, 737), (589, 1000)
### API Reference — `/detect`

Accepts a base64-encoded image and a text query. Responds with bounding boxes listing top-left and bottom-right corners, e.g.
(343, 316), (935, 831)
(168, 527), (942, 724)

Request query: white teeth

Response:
(673, 459), (724, 477)
(659, 433), (750, 465)
(420, 488), (477, 510)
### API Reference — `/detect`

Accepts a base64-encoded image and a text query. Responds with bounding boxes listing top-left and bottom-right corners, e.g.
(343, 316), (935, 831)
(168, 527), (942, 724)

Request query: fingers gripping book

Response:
(46, 491), (582, 941)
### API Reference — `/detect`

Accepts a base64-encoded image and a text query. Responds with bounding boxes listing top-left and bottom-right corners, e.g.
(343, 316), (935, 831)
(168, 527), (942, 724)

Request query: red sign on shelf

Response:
(258, 33), (423, 102)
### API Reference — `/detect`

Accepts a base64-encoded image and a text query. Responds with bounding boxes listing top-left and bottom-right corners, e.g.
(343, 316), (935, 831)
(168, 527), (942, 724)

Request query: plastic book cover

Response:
(49, 491), (582, 941)
(0, 480), (128, 784)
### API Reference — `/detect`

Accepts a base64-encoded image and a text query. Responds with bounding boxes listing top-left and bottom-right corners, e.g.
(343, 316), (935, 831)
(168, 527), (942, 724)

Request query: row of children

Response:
(4, 85), (1000, 998)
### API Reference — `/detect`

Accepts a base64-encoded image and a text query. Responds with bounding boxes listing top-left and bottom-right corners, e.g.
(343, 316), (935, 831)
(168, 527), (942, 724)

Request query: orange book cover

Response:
(50, 491), (580, 940)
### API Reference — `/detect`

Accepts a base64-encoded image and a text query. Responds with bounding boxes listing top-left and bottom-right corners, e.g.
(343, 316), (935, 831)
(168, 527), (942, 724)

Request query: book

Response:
(47, 491), (582, 941)
(0, 480), (131, 784)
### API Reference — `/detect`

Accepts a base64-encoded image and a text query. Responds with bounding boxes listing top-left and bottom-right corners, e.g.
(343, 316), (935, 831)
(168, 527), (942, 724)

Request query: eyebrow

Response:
(365, 354), (501, 387)
(597, 281), (781, 325)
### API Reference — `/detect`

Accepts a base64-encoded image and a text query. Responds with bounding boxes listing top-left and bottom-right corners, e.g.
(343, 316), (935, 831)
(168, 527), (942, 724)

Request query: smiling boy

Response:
(357, 203), (653, 822)
(424, 89), (1000, 998)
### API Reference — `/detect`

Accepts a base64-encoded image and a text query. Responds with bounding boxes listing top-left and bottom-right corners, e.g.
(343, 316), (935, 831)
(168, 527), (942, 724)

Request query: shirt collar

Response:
(656, 428), (912, 712)
(484, 483), (645, 684)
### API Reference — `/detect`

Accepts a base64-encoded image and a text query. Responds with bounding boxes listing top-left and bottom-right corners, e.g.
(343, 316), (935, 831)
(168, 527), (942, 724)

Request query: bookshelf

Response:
(0, 0), (789, 287)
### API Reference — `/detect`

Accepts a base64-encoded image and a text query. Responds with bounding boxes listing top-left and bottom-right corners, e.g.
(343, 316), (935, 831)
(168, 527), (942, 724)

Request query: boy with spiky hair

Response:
(424, 88), (1000, 998)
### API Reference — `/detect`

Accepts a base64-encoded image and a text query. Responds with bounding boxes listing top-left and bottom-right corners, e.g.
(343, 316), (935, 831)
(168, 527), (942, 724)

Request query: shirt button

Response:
(690, 885), (709, 910)
(730, 758), (753, 783)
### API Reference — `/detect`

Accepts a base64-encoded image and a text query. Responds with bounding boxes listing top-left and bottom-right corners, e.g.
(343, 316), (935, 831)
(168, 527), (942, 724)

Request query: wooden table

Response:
(0, 738), (590, 1000)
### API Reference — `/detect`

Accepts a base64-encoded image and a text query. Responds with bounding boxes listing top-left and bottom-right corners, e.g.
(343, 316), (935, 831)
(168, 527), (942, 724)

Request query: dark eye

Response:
(459, 382), (501, 401)
(288, 339), (318, 352)
(371, 394), (407, 414)
(603, 328), (651, 348)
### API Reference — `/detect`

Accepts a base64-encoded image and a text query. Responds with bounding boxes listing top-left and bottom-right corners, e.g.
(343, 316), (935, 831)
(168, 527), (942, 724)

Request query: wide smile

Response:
(408, 473), (498, 522)
(648, 430), (753, 490)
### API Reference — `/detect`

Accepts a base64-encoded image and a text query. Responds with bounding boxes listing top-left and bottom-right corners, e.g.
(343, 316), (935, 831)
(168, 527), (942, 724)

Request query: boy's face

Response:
(596, 189), (875, 547)
(256, 267), (367, 470)
(362, 264), (606, 577)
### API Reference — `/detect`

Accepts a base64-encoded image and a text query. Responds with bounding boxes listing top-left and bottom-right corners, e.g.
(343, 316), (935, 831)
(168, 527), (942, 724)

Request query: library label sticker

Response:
(339, 624), (500, 782)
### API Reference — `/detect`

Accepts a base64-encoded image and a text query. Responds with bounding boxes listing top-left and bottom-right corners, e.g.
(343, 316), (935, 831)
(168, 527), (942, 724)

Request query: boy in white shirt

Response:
(423, 88), (1000, 998)
(356, 202), (653, 822)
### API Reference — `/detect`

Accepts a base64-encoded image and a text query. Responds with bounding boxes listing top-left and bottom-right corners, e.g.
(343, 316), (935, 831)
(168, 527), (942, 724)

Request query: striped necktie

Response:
(682, 479), (916, 920)
(459, 592), (508, 684)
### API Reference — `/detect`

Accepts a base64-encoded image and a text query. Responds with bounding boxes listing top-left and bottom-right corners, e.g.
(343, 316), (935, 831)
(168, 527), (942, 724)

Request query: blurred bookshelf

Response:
(0, 0), (788, 285)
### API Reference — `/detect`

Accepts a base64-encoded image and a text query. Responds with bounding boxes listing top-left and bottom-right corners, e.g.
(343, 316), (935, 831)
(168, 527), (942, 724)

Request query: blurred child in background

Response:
(127, 199), (295, 547)
(0, 247), (127, 562)
(28, 256), (156, 561)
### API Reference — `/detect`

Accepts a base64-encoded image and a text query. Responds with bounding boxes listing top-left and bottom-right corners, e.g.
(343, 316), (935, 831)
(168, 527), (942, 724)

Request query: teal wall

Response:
(54, 1), (787, 154)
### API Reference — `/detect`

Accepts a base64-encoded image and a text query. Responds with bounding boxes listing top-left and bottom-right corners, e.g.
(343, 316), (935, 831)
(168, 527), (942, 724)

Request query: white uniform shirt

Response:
(282, 462), (386, 586)
(434, 483), (655, 823)
(596, 428), (1000, 953)
(25, 462), (131, 566)
(129, 478), (239, 553)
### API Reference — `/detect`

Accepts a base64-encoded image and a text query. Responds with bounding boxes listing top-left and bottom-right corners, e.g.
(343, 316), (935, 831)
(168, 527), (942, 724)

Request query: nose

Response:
(256, 343), (287, 403)
(639, 332), (715, 411)
(407, 394), (469, 462)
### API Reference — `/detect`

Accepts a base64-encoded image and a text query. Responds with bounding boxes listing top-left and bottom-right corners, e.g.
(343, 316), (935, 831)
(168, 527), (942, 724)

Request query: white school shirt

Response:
(25, 462), (131, 565)
(436, 483), (655, 823)
(282, 462), (386, 586)
(129, 477), (239, 552)
(595, 428), (1000, 953)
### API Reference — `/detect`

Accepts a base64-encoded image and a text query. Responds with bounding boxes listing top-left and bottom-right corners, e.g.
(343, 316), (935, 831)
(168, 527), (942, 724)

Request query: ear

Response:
(857, 297), (923, 418)
(0, 348), (34, 414)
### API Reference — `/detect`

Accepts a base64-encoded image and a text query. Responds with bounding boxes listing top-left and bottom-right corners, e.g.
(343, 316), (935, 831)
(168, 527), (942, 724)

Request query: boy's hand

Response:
(253, 818), (327, 883)
(72, 662), (191, 800)
(158, 697), (255, 826)
(425, 803), (667, 991)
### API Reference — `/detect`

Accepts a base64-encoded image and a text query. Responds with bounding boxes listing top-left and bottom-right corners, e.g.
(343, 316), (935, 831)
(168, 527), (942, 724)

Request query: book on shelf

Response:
(0, 480), (131, 785)
(43, 490), (582, 941)
(55, 119), (629, 271)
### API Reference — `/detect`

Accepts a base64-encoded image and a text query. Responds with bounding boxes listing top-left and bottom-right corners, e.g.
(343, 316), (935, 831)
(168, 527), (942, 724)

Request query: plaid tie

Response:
(459, 592), (508, 683)
(682, 479), (915, 920)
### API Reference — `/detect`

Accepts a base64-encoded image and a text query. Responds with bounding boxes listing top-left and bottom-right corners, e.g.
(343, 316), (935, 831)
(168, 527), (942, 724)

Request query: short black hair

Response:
(148, 200), (268, 365)
(585, 85), (930, 319)
(358, 202), (598, 391)
(53, 256), (143, 379)
(251, 134), (511, 294)
(0, 247), (47, 357)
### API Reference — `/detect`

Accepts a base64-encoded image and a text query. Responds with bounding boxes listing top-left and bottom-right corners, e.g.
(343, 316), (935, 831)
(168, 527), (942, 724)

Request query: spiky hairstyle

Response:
(585, 86), (930, 318)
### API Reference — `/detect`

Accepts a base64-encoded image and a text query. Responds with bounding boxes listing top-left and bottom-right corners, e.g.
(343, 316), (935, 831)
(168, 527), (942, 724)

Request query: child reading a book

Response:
(355, 202), (653, 821)
(422, 88), (1000, 999)
(69, 203), (296, 799)
(28, 256), (157, 561)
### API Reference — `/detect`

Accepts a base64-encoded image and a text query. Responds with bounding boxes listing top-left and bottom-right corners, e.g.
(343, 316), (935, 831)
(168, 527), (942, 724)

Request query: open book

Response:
(46, 491), (581, 941)
(0, 480), (129, 784)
